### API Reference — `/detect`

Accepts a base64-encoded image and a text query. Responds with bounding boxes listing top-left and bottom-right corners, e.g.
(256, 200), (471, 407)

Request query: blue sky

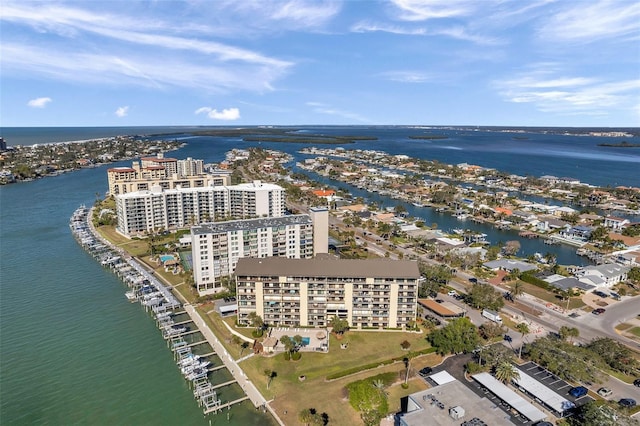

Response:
(1, 0), (639, 127)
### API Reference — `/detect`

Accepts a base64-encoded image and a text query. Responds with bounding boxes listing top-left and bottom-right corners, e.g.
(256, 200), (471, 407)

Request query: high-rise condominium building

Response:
(115, 181), (285, 236)
(107, 155), (229, 196)
(235, 257), (419, 330)
(191, 214), (322, 295)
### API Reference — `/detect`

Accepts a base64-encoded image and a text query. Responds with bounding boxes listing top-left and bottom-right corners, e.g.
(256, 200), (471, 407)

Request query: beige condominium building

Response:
(107, 154), (230, 195)
(115, 181), (285, 237)
(235, 256), (419, 330)
(191, 209), (328, 295)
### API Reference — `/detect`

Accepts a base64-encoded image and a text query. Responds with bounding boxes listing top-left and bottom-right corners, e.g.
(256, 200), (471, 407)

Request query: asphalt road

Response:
(317, 203), (640, 403)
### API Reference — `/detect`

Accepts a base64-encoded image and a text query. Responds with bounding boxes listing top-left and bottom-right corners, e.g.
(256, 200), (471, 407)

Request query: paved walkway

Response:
(183, 305), (285, 425)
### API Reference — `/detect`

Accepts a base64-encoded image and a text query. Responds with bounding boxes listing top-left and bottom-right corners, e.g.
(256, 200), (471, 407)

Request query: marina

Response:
(69, 205), (272, 420)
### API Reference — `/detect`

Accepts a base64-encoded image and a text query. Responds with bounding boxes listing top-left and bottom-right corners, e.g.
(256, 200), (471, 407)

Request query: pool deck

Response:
(267, 327), (329, 353)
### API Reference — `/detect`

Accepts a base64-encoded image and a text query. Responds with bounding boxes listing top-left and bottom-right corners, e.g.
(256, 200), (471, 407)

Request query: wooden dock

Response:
(203, 396), (250, 414)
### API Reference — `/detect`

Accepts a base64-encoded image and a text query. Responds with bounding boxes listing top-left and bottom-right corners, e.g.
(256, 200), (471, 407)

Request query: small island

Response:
(408, 135), (448, 140)
(598, 140), (640, 148)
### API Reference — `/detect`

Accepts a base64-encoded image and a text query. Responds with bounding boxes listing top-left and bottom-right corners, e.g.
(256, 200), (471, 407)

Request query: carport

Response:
(512, 369), (575, 417)
(472, 372), (548, 423)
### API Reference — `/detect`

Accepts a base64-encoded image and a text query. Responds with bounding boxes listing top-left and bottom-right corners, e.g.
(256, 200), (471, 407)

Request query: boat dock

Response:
(70, 205), (281, 422)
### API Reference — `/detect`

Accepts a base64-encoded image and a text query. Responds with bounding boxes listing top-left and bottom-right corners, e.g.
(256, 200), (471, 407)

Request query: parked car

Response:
(504, 334), (513, 343)
(592, 308), (606, 315)
(447, 290), (458, 297)
(569, 386), (588, 398)
(597, 387), (613, 397)
(593, 290), (609, 298)
(619, 398), (637, 408)
(435, 299), (444, 303)
(418, 367), (433, 377)
(634, 378), (640, 387)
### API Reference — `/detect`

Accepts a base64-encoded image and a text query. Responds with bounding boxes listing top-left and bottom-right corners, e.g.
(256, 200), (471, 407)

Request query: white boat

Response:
(125, 291), (137, 302)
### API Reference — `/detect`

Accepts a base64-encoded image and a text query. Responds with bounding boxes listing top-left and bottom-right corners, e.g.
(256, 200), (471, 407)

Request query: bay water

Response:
(1, 126), (638, 424)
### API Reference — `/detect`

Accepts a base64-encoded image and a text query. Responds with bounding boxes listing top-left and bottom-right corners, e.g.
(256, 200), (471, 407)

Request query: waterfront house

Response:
(576, 263), (629, 288)
(603, 216), (630, 231)
(483, 259), (537, 273)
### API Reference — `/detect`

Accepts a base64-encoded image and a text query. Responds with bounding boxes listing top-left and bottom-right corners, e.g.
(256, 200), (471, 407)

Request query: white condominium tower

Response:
(191, 212), (328, 295)
(115, 180), (285, 236)
(235, 257), (419, 330)
(107, 154), (229, 196)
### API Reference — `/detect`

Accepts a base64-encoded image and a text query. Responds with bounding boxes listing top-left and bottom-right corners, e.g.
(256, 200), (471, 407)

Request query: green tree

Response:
(627, 266), (640, 284)
(246, 311), (264, 330)
(329, 316), (350, 335)
(428, 317), (480, 355)
(586, 338), (639, 375)
(418, 263), (453, 297)
(478, 343), (514, 369)
(466, 283), (505, 311)
(478, 321), (504, 340)
(589, 226), (608, 242)
(494, 361), (520, 384)
(298, 408), (323, 426)
(486, 245), (501, 261)
(559, 326), (579, 343)
(509, 280), (524, 300)
(516, 322), (529, 359)
(568, 400), (633, 426)
(524, 336), (604, 383)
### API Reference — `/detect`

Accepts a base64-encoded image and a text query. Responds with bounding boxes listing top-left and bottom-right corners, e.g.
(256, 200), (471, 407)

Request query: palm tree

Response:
(494, 361), (520, 384)
(372, 379), (386, 395)
(264, 369), (276, 390)
(516, 322), (529, 359)
(510, 281), (524, 300)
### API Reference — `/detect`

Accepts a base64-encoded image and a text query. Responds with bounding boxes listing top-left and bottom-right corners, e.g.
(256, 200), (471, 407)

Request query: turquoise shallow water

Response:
(0, 166), (275, 425)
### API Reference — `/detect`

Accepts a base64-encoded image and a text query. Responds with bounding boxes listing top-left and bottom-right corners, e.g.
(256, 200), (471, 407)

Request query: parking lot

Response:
(517, 362), (594, 410)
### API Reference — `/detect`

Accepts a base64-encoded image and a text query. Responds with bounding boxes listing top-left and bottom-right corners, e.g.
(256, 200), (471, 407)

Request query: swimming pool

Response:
(160, 255), (175, 262)
(302, 337), (310, 346)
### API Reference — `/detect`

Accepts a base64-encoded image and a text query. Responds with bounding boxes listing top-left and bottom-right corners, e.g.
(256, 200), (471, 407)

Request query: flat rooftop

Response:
(192, 214), (311, 235)
(235, 257), (420, 279)
(399, 379), (515, 426)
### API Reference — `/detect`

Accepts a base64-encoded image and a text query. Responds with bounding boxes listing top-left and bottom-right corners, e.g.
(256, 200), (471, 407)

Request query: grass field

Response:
(200, 307), (441, 424)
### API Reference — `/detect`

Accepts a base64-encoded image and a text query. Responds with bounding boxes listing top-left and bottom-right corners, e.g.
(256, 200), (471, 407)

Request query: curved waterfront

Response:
(2, 126), (637, 423)
(0, 165), (274, 425)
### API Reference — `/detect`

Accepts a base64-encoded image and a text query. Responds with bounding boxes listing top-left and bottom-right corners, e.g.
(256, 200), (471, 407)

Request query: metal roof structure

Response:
(511, 369), (575, 415)
(472, 372), (547, 423)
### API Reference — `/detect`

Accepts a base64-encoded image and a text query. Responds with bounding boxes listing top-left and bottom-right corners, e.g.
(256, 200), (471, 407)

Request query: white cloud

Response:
(351, 22), (500, 45)
(379, 71), (434, 83)
(538, 0), (640, 43)
(305, 101), (370, 123)
(494, 69), (640, 116)
(0, 3), (293, 93)
(390, 0), (476, 21)
(195, 107), (241, 121)
(115, 106), (129, 117)
(27, 97), (52, 108)
(1, 43), (287, 93)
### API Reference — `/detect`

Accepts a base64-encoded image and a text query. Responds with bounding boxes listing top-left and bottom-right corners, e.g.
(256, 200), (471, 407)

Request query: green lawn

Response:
(201, 307), (439, 425)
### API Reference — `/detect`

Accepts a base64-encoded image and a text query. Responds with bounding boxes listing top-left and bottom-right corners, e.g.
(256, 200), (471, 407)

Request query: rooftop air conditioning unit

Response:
(449, 406), (465, 420)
